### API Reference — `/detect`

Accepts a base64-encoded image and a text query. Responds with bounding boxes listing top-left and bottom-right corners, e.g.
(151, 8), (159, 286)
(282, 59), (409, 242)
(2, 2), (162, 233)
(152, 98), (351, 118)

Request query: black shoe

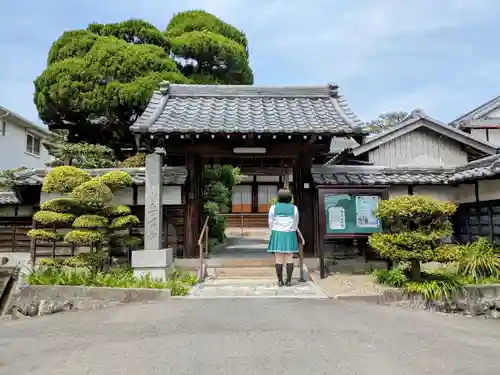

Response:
(285, 263), (294, 286)
(275, 264), (284, 287)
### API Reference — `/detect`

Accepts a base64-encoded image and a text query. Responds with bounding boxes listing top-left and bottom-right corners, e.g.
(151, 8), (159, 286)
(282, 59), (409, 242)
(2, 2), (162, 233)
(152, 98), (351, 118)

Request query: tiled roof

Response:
(312, 165), (454, 185)
(0, 167), (188, 186)
(450, 96), (500, 128)
(449, 154), (500, 183)
(0, 190), (19, 204)
(329, 137), (360, 154)
(130, 82), (364, 135)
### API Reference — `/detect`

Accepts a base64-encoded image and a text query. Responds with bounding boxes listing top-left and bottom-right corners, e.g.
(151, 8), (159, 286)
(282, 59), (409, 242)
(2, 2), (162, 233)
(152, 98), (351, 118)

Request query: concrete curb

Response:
(5, 285), (172, 318)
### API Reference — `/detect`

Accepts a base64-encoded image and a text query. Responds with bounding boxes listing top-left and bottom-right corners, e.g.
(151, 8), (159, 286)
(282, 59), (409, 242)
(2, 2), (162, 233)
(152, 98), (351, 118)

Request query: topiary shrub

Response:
(40, 197), (79, 213)
(33, 211), (75, 225)
(26, 229), (63, 242)
(369, 195), (457, 281)
(110, 215), (140, 230)
(73, 214), (108, 229)
(42, 166), (91, 193)
(71, 179), (113, 208)
(105, 204), (132, 216)
(29, 167), (140, 266)
(118, 153), (146, 168)
(64, 229), (105, 245)
(99, 170), (134, 189)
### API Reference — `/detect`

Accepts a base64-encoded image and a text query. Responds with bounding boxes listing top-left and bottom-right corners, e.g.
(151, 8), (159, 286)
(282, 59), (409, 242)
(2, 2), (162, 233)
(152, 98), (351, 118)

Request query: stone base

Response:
(131, 249), (174, 281)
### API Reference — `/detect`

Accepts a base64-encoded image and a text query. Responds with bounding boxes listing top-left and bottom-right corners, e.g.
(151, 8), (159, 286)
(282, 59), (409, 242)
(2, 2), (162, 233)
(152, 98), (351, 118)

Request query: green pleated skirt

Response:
(267, 230), (299, 253)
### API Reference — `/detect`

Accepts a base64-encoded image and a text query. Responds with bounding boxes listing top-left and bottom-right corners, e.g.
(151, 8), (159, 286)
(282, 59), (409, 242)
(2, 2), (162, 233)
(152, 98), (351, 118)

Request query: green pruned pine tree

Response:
(34, 12), (253, 155)
(368, 195), (457, 280)
(27, 166), (141, 264)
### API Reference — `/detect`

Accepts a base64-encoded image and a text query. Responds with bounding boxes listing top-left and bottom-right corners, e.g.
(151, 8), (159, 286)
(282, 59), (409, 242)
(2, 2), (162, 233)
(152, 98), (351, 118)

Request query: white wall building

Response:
(0, 105), (53, 171)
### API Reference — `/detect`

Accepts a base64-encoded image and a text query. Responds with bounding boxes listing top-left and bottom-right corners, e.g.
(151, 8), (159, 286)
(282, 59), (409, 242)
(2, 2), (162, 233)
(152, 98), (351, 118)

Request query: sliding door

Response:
(232, 185), (252, 213)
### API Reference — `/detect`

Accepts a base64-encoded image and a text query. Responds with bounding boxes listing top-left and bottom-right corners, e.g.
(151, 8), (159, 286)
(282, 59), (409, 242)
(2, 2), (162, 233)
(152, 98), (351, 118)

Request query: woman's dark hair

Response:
(277, 189), (293, 203)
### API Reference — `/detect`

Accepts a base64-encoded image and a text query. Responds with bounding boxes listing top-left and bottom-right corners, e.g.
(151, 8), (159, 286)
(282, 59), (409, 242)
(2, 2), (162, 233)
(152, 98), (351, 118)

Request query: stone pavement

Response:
(310, 271), (391, 299)
(2, 298), (500, 374)
(188, 278), (327, 299)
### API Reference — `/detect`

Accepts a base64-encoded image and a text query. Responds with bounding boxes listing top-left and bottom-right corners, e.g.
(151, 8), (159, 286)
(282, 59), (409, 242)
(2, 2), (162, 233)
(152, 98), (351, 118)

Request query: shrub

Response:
(26, 263), (197, 296)
(64, 229), (104, 245)
(110, 215), (140, 229)
(105, 204), (132, 216)
(118, 153), (146, 168)
(71, 179), (113, 208)
(372, 265), (408, 287)
(369, 195), (456, 281)
(99, 170), (134, 189)
(405, 273), (464, 301)
(42, 166), (91, 193)
(33, 211), (75, 225)
(27, 229), (63, 242)
(40, 198), (79, 213)
(29, 167), (140, 269)
(203, 165), (241, 242)
(47, 141), (117, 169)
(73, 214), (108, 229)
(453, 237), (500, 282)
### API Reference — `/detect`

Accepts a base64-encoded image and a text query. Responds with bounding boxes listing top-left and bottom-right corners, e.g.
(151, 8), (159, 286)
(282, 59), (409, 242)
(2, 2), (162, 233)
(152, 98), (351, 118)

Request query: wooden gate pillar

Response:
(184, 153), (203, 258)
(293, 154), (315, 256)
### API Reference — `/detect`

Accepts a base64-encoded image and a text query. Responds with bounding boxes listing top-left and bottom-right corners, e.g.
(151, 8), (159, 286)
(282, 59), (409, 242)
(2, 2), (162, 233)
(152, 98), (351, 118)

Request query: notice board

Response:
(323, 194), (382, 235)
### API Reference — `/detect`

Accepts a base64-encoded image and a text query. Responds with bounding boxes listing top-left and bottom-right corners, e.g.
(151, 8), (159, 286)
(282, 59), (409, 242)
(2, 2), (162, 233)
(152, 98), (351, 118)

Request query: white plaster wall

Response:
(470, 128), (500, 145)
(455, 184), (475, 203)
(388, 186), (408, 198)
(255, 174), (293, 183)
(413, 186), (458, 202)
(488, 129), (500, 145)
(239, 175), (253, 183)
(0, 118), (53, 170)
(470, 129), (487, 143)
(478, 180), (500, 201)
(256, 175), (279, 182)
(41, 186), (182, 206)
(487, 108), (500, 117)
(113, 187), (134, 205)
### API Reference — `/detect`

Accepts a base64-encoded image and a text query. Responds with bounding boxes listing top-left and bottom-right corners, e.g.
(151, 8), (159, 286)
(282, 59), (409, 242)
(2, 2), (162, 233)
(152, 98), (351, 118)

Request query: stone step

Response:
(212, 266), (306, 280)
(187, 279), (327, 299)
(178, 257), (302, 269)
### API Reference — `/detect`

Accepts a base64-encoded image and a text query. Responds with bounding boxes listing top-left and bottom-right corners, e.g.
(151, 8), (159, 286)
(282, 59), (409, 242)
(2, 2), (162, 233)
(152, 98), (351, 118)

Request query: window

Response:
(26, 133), (41, 156)
(0, 120), (5, 136)
(454, 199), (500, 244)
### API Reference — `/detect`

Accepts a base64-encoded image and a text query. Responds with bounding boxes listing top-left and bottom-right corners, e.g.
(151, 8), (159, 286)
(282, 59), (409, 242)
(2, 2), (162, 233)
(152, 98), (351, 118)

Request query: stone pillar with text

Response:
(131, 149), (173, 280)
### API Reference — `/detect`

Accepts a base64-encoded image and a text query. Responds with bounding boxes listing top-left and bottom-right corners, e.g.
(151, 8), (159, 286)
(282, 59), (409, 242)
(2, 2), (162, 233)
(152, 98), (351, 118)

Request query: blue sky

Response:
(1, 0), (499, 126)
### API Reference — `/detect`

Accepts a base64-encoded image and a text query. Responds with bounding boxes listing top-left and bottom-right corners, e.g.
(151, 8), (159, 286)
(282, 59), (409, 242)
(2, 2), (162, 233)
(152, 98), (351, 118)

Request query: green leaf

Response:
(73, 214), (108, 229)
(71, 179), (113, 208)
(42, 166), (91, 193)
(33, 211), (75, 225)
(110, 215), (140, 229)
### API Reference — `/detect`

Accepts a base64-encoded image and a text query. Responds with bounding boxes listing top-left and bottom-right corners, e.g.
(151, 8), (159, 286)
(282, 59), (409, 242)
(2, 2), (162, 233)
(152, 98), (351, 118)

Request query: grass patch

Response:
(27, 265), (198, 296)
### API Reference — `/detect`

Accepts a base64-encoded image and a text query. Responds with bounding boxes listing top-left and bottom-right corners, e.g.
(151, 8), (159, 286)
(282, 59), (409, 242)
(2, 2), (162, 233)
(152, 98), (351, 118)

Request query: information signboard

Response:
(324, 194), (382, 234)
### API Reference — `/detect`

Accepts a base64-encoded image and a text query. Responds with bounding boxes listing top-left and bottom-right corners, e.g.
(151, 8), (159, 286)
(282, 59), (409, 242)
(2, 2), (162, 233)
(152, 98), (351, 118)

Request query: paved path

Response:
(1, 299), (500, 374)
(188, 279), (327, 298)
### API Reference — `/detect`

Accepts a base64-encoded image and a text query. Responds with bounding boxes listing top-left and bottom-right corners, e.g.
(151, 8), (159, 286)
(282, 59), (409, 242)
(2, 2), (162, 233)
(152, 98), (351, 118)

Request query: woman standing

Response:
(267, 189), (299, 286)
